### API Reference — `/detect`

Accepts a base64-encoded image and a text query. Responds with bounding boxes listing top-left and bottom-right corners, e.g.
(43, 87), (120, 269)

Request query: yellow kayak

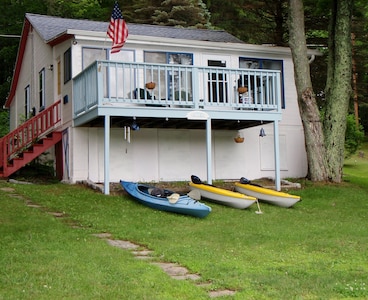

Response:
(189, 176), (256, 209)
(234, 178), (300, 208)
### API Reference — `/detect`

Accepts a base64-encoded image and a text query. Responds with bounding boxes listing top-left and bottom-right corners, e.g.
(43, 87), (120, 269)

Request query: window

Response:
(82, 48), (135, 98)
(39, 69), (45, 111)
(57, 60), (61, 95)
(82, 48), (107, 69)
(64, 48), (72, 83)
(24, 85), (30, 118)
(239, 57), (285, 108)
(144, 51), (193, 100)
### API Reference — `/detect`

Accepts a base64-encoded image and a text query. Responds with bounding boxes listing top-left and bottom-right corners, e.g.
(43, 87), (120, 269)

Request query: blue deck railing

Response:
(73, 60), (282, 117)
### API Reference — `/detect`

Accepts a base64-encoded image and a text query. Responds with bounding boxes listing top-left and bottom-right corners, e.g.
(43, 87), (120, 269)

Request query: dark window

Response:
(39, 69), (45, 111)
(24, 85), (30, 118)
(64, 48), (72, 83)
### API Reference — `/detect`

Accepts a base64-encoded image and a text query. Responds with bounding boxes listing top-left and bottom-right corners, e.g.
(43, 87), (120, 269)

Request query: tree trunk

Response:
(351, 33), (359, 128)
(288, 0), (329, 181)
(323, 0), (353, 182)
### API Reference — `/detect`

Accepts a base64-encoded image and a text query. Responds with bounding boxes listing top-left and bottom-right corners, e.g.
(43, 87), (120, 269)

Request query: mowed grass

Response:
(1, 146), (368, 299)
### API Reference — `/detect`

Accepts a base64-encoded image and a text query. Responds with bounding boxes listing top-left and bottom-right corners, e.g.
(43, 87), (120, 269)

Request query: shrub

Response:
(0, 110), (9, 137)
(345, 114), (365, 158)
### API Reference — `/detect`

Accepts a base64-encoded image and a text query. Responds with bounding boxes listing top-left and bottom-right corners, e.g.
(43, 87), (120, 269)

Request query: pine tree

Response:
(151, 0), (212, 28)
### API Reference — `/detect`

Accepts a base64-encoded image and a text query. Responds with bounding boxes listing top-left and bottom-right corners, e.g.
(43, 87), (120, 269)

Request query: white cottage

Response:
(1, 13), (317, 194)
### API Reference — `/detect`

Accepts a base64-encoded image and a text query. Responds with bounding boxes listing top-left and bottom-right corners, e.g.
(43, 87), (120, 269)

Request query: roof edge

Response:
(5, 18), (30, 108)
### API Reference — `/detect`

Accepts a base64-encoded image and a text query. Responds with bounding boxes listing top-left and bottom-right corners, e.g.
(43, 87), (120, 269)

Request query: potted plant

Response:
(145, 82), (156, 89)
(234, 132), (244, 143)
(237, 86), (248, 94)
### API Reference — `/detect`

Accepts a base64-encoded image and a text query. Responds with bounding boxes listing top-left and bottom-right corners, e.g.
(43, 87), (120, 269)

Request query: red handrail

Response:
(0, 100), (61, 169)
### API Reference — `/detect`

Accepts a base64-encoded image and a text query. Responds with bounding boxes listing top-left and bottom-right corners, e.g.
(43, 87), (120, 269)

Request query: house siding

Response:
(68, 125), (307, 183)
(53, 40), (74, 129)
(9, 26), (53, 129)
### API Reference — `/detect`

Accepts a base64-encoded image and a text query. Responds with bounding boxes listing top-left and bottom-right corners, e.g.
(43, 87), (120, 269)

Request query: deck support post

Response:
(206, 117), (212, 185)
(273, 120), (281, 191)
(104, 115), (110, 195)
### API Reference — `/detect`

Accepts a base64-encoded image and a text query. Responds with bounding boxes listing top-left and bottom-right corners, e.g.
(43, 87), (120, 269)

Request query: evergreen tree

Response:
(129, 0), (162, 24)
(152, 0), (212, 28)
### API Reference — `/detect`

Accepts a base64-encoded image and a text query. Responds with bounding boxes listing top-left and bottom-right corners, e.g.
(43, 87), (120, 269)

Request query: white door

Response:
(201, 55), (233, 104)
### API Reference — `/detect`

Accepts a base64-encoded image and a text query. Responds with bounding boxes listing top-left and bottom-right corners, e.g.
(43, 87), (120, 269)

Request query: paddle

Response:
(187, 190), (201, 201)
(239, 177), (263, 214)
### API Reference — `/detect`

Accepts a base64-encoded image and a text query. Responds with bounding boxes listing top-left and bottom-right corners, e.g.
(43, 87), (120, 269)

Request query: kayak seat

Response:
(150, 187), (165, 197)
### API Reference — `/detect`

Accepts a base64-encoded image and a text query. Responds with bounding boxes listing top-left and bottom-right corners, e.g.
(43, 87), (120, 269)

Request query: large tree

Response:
(323, 0), (353, 181)
(288, 0), (353, 182)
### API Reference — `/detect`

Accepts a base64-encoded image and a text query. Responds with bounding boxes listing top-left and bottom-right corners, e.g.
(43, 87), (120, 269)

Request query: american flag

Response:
(107, 2), (128, 53)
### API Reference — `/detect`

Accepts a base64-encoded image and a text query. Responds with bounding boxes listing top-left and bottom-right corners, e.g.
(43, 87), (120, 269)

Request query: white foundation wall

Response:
(69, 124), (308, 183)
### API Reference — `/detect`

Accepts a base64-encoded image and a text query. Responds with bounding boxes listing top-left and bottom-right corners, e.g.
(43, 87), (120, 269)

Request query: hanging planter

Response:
(145, 82), (156, 89)
(234, 132), (244, 143)
(234, 136), (244, 143)
(237, 86), (248, 94)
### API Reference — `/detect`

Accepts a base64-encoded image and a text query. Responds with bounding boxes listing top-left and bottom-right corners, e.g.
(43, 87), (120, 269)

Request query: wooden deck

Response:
(73, 61), (282, 129)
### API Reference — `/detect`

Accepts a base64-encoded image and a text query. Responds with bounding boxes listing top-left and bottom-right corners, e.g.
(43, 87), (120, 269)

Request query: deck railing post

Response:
(192, 68), (199, 109)
(97, 61), (104, 106)
(276, 72), (282, 112)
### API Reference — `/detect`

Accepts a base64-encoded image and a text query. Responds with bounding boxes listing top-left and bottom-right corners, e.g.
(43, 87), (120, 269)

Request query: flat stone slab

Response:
(0, 187), (15, 192)
(26, 203), (43, 208)
(172, 274), (201, 280)
(8, 194), (25, 199)
(92, 232), (112, 238)
(106, 239), (139, 250)
(8, 179), (33, 185)
(48, 212), (64, 217)
(132, 250), (153, 256)
(209, 290), (236, 298)
(152, 262), (189, 276)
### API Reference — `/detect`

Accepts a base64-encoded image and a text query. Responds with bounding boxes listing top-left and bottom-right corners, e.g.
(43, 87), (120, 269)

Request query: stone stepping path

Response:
(92, 232), (236, 297)
(1, 186), (236, 298)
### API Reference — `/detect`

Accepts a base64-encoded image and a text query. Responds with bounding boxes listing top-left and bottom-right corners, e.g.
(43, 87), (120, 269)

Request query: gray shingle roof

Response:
(26, 13), (244, 44)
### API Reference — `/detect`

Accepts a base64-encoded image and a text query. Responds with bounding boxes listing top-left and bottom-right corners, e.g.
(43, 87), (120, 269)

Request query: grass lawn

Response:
(1, 145), (368, 299)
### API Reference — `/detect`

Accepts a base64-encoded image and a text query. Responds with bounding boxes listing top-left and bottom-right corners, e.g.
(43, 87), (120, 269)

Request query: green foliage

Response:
(45, 0), (109, 20)
(205, 0), (289, 45)
(0, 0), (47, 108)
(0, 110), (9, 137)
(152, 0), (212, 28)
(345, 114), (365, 158)
(359, 102), (368, 134)
(13, 160), (57, 183)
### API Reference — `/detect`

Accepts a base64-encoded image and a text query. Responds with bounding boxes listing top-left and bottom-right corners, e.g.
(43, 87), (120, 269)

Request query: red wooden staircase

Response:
(0, 100), (62, 178)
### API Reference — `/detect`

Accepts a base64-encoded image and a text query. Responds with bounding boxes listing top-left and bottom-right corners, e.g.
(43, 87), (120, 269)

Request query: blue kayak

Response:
(120, 180), (211, 218)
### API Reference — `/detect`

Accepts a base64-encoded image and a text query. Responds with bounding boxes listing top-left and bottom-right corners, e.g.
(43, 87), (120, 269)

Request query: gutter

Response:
(308, 54), (316, 64)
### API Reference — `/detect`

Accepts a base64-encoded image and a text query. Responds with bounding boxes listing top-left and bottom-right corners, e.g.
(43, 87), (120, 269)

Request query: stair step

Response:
(1, 131), (62, 177)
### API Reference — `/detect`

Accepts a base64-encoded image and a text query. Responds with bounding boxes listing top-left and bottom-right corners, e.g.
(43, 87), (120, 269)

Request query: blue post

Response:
(206, 117), (212, 185)
(273, 120), (281, 191)
(104, 115), (110, 195)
